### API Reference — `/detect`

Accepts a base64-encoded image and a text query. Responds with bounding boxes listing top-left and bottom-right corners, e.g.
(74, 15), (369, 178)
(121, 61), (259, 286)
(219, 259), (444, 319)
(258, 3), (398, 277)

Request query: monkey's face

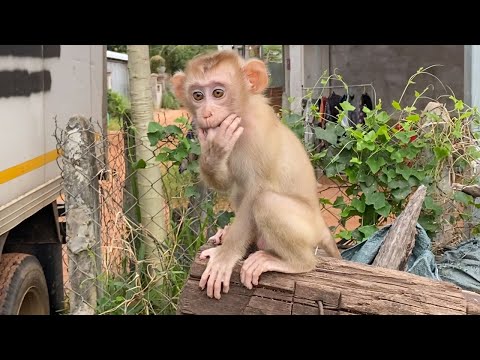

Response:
(187, 82), (235, 130)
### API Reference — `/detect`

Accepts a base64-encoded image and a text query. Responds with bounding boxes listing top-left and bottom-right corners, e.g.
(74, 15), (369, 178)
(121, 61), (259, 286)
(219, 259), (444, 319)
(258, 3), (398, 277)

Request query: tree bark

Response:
(372, 185), (426, 270)
(127, 45), (166, 270)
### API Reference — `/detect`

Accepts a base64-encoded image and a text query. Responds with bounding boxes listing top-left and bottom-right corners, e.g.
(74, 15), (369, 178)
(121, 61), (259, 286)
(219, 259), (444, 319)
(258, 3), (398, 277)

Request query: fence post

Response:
(62, 115), (101, 315)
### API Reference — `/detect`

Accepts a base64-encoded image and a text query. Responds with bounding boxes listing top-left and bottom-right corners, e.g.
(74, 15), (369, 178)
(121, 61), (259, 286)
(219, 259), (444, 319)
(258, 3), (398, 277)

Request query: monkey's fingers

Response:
(224, 116), (242, 139)
(206, 268), (220, 298)
(219, 113), (238, 131)
(223, 270), (232, 294)
(241, 255), (262, 290)
(197, 128), (207, 146)
(213, 271), (225, 299)
(225, 127), (244, 153)
(199, 264), (212, 290)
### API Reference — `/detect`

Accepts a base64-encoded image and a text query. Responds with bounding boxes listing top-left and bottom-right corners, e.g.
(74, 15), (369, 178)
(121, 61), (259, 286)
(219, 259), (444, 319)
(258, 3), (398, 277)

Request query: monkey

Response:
(171, 50), (341, 300)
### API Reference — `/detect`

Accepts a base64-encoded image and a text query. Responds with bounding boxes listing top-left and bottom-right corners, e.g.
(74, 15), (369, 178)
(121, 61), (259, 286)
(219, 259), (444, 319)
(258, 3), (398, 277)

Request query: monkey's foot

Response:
(240, 250), (294, 290)
(208, 225), (229, 245)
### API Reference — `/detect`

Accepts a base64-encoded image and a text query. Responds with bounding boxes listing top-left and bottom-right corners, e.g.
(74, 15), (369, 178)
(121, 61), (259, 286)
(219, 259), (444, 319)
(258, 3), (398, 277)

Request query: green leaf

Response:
(454, 191), (473, 205)
(345, 168), (358, 183)
(357, 141), (376, 151)
(185, 186), (200, 198)
(434, 146), (450, 161)
(376, 203), (392, 218)
(358, 225), (378, 239)
(366, 156), (386, 174)
(190, 141), (201, 155)
(174, 116), (189, 124)
(395, 130), (416, 144)
(388, 179), (409, 189)
(424, 196), (442, 213)
(340, 101), (355, 112)
(377, 125), (390, 140)
(315, 122), (338, 144)
(385, 145), (395, 153)
(319, 197), (333, 205)
(377, 111), (389, 124)
(396, 165), (412, 180)
(382, 168), (397, 182)
(455, 100), (465, 111)
(364, 130), (378, 143)
(133, 159), (146, 169)
(350, 157), (362, 165)
(365, 192), (387, 210)
(351, 198), (366, 213)
(400, 146), (421, 160)
(333, 196), (347, 208)
(415, 90), (420, 98)
(392, 187), (412, 201)
(406, 114), (420, 122)
(186, 161), (199, 173)
(360, 183), (376, 196)
(340, 206), (353, 218)
(335, 125), (346, 137)
(408, 176), (420, 187)
(164, 125), (183, 136)
(337, 230), (352, 240)
(148, 121), (164, 133)
(155, 152), (170, 162)
(173, 148), (188, 162)
(392, 100), (402, 110)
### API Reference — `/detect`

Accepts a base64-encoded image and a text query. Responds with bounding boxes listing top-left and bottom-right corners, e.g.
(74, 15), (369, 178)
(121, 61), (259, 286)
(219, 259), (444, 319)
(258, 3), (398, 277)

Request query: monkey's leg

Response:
(241, 191), (337, 289)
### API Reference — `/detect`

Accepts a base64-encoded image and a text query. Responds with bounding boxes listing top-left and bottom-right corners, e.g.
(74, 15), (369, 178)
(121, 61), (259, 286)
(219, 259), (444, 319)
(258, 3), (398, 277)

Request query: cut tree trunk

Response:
(177, 243), (480, 315)
(372, 185), (426, 270)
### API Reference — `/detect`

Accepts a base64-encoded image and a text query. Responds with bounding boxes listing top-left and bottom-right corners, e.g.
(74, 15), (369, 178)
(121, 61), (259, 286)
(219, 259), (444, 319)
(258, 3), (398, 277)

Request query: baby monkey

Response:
(171, 50), (341, 299)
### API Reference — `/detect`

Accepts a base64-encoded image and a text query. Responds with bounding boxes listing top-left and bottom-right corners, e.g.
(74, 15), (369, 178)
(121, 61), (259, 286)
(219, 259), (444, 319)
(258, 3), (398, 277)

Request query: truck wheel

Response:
(0, 253), (50, 315)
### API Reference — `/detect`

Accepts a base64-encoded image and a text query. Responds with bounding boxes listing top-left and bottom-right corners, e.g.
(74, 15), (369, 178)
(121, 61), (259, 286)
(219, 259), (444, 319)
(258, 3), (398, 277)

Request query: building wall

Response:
(328, 45), (464, 113)
(107, 59), (129, 100)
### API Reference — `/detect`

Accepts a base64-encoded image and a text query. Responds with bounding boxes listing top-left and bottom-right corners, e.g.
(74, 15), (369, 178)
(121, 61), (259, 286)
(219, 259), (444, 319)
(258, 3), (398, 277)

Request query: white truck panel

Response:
(0, 45), (105, 234)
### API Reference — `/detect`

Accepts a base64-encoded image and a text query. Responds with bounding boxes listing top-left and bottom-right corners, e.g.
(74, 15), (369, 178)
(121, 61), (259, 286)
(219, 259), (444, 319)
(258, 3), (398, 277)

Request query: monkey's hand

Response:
(198, 114), (244, 162)
(199, 246), (239, 300)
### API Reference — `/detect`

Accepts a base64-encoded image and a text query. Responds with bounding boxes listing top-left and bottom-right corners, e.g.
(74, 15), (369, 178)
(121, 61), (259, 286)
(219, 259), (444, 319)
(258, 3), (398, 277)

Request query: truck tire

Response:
(0, 253), (50, 315)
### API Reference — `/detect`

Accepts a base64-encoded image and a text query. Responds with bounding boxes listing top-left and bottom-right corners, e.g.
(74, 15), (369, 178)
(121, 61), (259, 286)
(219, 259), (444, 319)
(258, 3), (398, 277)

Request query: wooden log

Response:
(372, 185), (426, 270)
(452, 183), (480, 198)
(177, 243), (477, 315)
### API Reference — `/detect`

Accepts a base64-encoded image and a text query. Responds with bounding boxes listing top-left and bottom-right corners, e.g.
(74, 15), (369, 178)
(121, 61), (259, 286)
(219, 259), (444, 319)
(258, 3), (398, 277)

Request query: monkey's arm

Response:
(199, 154), (232, 192)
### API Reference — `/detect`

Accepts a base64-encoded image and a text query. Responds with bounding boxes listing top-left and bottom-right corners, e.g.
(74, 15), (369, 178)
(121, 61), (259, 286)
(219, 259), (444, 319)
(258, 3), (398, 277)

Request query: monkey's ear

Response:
(243, 59), (269, 94)
(171, 71), (187, 102)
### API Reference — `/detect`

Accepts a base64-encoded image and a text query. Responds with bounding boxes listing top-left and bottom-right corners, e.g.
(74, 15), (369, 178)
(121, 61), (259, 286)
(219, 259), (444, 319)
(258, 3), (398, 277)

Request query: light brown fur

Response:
(171, 50), (340, 299)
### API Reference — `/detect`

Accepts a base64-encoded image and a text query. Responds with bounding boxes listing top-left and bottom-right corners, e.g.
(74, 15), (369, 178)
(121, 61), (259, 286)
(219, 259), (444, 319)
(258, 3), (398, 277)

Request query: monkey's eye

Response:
(192, 91), (204, 101)
(212, 88), (224, 98)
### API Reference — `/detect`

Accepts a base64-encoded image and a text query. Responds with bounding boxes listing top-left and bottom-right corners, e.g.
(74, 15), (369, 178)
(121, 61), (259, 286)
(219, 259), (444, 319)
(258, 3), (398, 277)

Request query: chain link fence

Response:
(55, 109), (239, 314)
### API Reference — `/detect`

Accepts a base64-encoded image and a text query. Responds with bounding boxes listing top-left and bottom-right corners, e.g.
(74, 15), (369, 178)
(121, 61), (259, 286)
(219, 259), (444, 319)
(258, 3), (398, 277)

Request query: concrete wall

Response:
(107, 59), (129, 100)
(328, 45), (464, 113)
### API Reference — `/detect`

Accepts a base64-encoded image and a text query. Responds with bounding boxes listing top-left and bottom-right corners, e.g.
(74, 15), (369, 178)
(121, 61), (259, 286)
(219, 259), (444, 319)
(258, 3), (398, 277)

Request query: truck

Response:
(0, 45), (106, 315)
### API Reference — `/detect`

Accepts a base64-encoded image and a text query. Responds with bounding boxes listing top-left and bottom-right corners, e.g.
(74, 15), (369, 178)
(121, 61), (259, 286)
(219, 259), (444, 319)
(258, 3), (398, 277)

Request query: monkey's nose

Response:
(203, 111), (213, 119)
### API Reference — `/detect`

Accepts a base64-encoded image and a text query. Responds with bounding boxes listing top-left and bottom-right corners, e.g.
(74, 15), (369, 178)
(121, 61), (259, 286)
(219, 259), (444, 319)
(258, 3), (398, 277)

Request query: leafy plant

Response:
(287, 67), (480, 244)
